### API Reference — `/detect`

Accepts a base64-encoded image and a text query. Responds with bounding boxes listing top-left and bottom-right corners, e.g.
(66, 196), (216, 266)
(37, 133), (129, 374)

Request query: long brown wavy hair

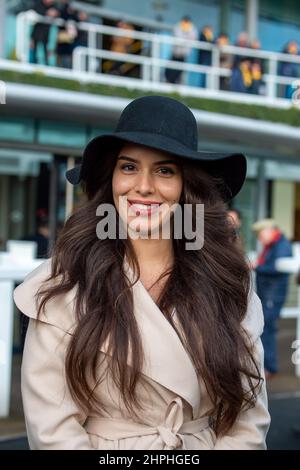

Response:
(37, 141), (262, 437)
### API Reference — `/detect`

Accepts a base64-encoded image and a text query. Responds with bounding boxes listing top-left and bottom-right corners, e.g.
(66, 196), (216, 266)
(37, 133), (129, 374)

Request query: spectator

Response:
(232, 31), (249, 69)
(251, 219), (292, 379)
(56, 0), (85, 68)
(230, 32), (252, 93)
(249, 39), (264, 95)
(230, 57), (253, 93)
(236, 31), (249, 46)
(165, 16), (197, 84)
(30, 0), (59, 65)
(73, 10), (88, 50)
(216, 32), (231, 90)
(22, 209), (50, 259)
(278, 40), (299, 99)
(103, 20), (140, 77)
(197, 25), (214, 88)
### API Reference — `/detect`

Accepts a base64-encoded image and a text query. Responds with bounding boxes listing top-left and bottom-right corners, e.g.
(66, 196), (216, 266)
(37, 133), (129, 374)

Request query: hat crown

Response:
(115, 96), (198, 150)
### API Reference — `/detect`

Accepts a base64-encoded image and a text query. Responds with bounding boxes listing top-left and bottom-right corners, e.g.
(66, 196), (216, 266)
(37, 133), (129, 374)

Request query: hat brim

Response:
(66, 132), (247, 201)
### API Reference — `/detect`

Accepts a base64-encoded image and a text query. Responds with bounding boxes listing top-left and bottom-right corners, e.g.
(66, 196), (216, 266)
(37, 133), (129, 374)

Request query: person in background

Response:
(197, 25), (214, 88)
(278, 40), (299, 99)
(249, 39), (264, 95)
(230, 57), (253, 93)
(165, 16), (197, 84)
(232, 31), (249, 69)
(56, 0), (87, 68)
(216, 32), (231, 90)
(103, 20), (138, 77)
(22, 209), (50, 259)
(251, 219), (292, 379)
(30, 0), (59, 65)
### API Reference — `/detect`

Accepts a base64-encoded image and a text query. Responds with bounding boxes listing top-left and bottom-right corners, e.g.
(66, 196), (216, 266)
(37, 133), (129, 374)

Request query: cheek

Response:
(112, 172), (132, 199)
(160, 178), (183, 203)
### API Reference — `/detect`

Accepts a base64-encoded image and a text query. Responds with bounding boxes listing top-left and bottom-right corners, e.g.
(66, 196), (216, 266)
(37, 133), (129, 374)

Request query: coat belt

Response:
(85, 397), (210, 450)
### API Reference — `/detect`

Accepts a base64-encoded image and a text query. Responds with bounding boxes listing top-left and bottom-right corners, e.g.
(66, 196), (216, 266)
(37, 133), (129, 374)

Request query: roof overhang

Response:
(2, 83), (300, 161)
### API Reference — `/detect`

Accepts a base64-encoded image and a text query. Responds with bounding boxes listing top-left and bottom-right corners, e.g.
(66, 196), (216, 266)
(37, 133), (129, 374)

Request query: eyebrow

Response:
(117, 155), (177, 165)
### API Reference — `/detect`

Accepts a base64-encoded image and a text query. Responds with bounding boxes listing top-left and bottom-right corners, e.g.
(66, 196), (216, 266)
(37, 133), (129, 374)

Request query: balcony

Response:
(0, 10), (300, 129)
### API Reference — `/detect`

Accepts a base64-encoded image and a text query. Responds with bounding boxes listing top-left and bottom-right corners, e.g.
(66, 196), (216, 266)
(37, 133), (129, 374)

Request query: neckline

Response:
(135, 274), (176, 317)
(123, 258), (200, 416)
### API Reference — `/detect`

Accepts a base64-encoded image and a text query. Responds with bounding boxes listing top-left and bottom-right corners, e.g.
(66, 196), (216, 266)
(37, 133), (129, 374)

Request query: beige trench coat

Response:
(13, 259), (270, 450)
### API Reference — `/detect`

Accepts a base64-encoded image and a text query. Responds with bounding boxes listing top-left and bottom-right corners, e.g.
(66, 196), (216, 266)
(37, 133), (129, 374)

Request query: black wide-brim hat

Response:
(66, 95), (247, 201)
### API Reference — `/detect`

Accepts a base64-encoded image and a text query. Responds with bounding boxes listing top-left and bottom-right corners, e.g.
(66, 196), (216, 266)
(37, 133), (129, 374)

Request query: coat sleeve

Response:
(21, 318), (94, 450)
(213, 291), (271, 450)
(255, 238), (292, 276)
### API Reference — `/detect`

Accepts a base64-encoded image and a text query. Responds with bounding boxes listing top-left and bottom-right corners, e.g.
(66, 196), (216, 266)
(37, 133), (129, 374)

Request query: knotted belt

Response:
(85, 397), (210, 450)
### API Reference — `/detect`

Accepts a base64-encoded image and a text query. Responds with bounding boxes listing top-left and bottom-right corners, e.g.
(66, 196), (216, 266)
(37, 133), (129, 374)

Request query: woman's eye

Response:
(121, 164), (136, 172)
(157, 167), (175, 175)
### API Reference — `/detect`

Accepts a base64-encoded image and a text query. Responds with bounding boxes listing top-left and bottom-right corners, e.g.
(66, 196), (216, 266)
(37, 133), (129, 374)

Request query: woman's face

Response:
(112, 143), (183, 238)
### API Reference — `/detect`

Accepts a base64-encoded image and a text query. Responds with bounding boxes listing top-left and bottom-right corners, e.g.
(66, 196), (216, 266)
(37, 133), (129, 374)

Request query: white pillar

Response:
(0, 0), (6, 58)
(256, 159), (267, 221)
(0, 280), (14, 417)
(246, 0), (259, 41)
(271, 181), (295, 239)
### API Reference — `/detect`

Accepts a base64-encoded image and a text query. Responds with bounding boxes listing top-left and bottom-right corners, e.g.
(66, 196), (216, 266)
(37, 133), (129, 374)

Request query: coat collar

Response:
(123, 260), (200, 417)
(13, 258), (78, 334)
(14, 258), (200, 416)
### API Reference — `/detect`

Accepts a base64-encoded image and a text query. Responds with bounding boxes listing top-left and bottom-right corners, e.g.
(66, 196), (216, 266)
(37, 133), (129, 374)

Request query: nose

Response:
(135, 169), (154, 195)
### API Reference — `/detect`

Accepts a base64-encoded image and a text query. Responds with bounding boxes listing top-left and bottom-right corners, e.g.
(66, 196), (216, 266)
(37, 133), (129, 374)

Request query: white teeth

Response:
(130, 203), (159, 210)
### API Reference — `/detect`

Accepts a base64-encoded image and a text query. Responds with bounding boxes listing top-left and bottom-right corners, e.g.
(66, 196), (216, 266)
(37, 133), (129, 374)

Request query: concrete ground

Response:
(1, 318), (300, 450)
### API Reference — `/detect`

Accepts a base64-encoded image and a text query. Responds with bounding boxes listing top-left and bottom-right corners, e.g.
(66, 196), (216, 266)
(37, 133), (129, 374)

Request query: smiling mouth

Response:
(127, 200), (162, 217)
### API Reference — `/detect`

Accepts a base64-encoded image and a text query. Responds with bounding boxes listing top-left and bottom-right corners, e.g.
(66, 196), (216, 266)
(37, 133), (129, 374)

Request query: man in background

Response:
(22, 209), (50, 258)
(252, 219), (292, 379)
(165, 16), (197, 84)
(31, 0), (59, 65)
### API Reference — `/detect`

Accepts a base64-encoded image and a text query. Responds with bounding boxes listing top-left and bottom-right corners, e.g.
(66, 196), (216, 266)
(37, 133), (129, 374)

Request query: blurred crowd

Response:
(26, 0), (143, 76)
(166, 17), (300, 98)
(29, 0), (88, 69)
(23, 3), (300, 97)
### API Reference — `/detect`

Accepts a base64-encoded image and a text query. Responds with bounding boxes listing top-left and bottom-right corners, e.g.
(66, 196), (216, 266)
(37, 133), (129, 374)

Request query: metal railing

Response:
(13, 11), (300, 106)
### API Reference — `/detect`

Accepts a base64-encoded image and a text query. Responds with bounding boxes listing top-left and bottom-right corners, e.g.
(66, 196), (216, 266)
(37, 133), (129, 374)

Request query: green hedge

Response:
(1, 69), (300, 127)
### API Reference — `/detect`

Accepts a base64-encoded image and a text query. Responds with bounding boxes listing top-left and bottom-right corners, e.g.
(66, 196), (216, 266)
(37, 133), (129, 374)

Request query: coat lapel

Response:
(123, 262), (200, 417)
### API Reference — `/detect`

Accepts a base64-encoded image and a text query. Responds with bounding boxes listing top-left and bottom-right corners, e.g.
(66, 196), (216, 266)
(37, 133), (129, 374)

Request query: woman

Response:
(14, 95), (270, 450)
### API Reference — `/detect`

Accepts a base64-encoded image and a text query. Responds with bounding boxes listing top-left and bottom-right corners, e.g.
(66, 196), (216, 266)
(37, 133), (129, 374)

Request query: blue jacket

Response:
(255, 234), (292, 304)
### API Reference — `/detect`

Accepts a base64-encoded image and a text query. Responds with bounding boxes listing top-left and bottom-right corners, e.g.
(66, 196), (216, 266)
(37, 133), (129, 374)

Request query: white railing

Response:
(0, 257), (45, 418)
(14, 11), (300, 105)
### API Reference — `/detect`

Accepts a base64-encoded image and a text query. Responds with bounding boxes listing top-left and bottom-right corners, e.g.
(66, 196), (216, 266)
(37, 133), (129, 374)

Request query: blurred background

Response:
(0, 0), (300, 450)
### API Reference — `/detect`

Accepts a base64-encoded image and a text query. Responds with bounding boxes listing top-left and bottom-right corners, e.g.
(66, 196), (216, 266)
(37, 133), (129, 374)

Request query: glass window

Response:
(38, 121), (87, 147)
(0, 117), (34, 142)
(233, 178), (258, 252)
(89, 127), (113, 140)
